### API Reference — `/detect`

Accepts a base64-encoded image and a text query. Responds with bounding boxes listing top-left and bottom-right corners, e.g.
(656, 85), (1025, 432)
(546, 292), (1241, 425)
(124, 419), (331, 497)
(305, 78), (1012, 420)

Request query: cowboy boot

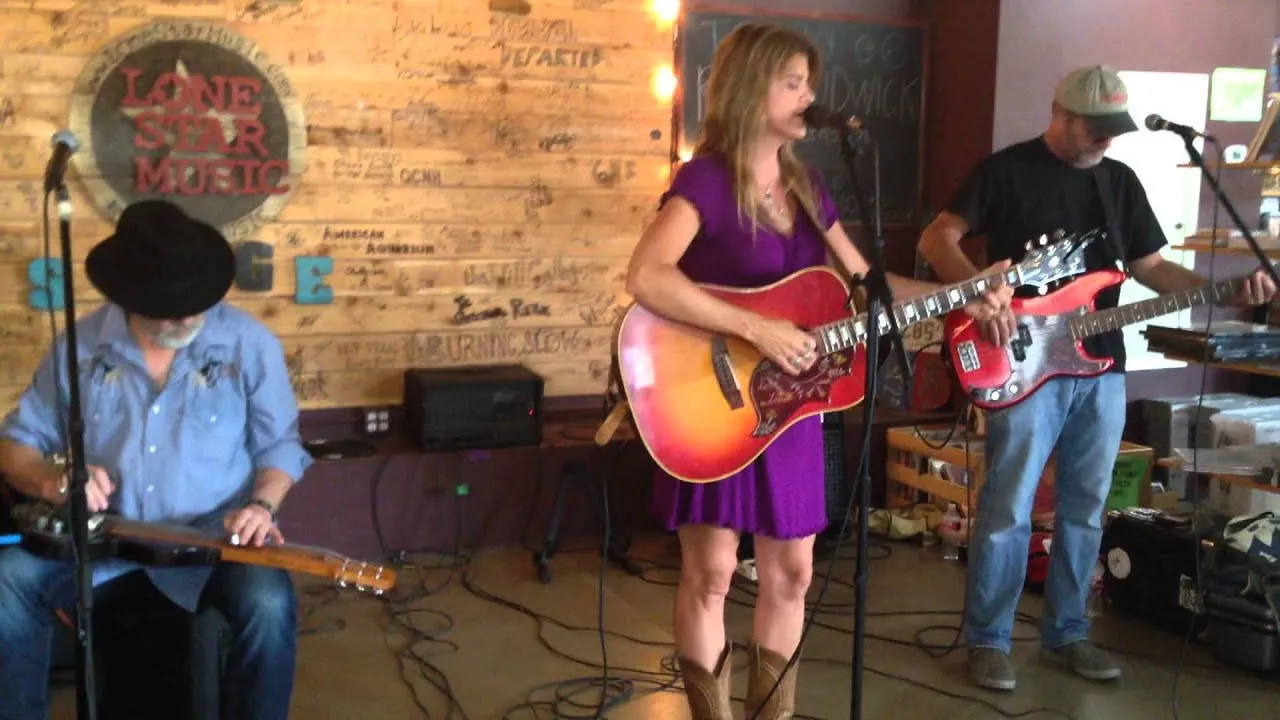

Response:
(677, 642), (732, 720)
(744, 641), (797, 720)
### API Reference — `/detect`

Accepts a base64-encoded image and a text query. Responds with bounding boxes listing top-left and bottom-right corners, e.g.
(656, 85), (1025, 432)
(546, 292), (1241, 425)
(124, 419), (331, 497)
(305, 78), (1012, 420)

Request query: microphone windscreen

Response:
(802, 104), (843, 128)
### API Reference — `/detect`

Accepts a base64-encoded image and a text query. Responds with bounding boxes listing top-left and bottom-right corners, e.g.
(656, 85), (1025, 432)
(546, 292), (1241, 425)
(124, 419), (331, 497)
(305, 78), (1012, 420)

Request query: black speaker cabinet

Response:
(402, 365), (544, 452)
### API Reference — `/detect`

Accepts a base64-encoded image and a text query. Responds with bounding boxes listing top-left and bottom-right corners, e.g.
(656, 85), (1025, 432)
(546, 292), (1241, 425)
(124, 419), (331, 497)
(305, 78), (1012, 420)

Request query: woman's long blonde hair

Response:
(693, 23), (824, 235)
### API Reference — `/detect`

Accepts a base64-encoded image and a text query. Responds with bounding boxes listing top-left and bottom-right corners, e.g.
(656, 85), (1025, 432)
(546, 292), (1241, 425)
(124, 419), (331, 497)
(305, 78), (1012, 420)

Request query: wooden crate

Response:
(885, 424), (1154, 515)
(885, 424), (986, 513)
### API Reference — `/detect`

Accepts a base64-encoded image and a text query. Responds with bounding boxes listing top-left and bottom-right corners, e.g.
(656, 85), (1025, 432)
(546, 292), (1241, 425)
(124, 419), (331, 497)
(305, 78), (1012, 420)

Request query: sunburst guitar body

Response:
(617, 268), (866, 483)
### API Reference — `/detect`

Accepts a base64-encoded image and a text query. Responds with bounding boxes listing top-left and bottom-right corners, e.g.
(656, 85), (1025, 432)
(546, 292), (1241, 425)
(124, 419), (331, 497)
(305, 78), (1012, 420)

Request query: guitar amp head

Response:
(402, 364), (544, 452)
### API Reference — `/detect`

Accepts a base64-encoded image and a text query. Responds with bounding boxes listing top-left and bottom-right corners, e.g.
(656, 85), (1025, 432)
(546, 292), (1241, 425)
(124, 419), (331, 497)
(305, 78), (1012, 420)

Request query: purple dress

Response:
(649, 153), (840, 540)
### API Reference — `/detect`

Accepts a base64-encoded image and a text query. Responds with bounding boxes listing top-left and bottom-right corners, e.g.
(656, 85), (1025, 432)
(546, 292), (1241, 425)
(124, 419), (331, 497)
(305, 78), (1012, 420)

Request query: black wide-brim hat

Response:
(86, 200), (235, 320)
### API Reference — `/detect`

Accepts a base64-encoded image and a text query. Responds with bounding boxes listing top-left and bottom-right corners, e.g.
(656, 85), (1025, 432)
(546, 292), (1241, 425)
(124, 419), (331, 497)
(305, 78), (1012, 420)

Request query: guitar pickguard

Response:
(968, 308), (1109, 406)
(747, 351), (854, 437)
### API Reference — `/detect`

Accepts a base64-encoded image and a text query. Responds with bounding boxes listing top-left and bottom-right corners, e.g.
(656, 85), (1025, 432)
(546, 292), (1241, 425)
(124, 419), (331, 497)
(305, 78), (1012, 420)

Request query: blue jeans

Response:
(0, 548), (298, 720)
(964, 373), (1125, 652)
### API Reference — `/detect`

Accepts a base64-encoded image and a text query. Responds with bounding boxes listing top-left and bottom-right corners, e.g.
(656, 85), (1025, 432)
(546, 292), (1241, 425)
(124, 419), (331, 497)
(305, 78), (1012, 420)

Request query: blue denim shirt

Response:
(0, 302), (313, 611)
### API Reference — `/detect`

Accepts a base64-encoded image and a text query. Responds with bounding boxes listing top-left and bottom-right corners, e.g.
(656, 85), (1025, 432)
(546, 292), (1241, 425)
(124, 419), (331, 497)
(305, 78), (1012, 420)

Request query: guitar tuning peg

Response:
(1053, 229), (1066, 239)
(1039, 235), (1048, 246)
(1038, 286), (1048, 295)
(1025, 240), (1033, 251)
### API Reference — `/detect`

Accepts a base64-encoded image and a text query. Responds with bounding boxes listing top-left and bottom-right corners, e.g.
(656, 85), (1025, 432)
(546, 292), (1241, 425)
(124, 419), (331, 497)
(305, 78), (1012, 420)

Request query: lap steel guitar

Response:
(11, 500), (396, 595)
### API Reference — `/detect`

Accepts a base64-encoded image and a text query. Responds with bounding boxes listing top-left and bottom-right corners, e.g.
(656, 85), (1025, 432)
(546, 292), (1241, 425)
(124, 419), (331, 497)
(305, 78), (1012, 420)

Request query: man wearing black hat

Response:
(0, 199), (313, 720)
(918, 65), (1276, 692)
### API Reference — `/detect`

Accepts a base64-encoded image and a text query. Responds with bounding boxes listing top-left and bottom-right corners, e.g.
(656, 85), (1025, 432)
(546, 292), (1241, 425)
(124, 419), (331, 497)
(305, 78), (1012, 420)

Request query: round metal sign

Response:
(68, 20), (307, 239)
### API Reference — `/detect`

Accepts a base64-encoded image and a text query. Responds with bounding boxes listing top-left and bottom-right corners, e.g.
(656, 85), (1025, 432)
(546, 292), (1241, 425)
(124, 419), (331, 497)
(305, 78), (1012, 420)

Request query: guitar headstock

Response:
(1016, 229), (1097, 289)
(327, 555), (398, 595)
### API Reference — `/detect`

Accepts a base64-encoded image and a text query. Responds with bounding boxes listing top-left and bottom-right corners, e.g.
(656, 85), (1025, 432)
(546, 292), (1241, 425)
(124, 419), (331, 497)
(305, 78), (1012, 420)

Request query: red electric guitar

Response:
(943, 264), (1265, 410)
(614, 231), (1093, 482)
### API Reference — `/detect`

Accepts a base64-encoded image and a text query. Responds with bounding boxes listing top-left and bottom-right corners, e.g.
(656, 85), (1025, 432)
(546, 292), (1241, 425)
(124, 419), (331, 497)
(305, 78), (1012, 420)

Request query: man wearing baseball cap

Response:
(917, 65), (1276, 692)
(1055, 64), (1140, 140)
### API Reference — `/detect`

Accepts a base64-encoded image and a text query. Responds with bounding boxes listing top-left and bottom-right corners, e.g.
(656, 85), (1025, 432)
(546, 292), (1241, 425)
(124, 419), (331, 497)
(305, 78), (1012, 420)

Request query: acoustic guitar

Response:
(614, 231), (1096, 482)
(10, 500), (397, 595)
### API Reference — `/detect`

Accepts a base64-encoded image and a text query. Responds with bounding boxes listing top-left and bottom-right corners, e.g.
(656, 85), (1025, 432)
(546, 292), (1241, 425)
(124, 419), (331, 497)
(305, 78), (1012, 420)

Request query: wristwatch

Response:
(247, 498), (277, 519)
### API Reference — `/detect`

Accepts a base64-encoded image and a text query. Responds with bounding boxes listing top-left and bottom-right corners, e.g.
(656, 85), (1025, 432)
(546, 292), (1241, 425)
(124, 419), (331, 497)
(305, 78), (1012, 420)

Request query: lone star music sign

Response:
(67, 20), (308, 239)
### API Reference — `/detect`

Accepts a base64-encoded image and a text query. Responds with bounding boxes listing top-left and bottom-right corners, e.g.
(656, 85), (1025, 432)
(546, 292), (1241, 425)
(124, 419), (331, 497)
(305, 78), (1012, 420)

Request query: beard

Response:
(149, 318), (204, 349)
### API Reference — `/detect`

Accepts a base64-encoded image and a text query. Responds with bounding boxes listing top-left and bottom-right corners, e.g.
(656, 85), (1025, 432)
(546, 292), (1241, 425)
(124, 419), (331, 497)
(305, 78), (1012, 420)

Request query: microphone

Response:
(43, 129), (80, 193)
(802, 104), (865, 136)
(1145, 113), (1214, 142)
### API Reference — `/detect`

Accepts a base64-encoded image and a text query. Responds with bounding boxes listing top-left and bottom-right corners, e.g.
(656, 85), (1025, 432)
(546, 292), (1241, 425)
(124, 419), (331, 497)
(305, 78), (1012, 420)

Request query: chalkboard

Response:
(679, 9), (926, 226)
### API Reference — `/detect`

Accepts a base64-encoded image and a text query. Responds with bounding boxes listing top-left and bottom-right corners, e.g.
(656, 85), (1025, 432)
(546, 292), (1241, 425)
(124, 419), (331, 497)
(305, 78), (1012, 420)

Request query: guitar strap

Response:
(594, 345), (633, 446)
(1091, 164), (1130, 272)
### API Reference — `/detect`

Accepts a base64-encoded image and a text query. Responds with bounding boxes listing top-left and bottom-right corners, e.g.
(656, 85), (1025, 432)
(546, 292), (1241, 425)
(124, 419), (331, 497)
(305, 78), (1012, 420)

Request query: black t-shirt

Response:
(945, 136), (1168, 373)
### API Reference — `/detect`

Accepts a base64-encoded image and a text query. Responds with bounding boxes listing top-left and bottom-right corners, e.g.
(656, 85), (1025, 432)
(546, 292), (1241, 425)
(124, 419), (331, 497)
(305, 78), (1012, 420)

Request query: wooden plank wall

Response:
(0, 0), (674, 411)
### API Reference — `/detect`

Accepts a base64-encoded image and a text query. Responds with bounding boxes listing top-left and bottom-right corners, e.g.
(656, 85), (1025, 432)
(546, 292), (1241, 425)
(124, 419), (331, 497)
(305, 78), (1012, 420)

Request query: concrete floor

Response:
(51, 534), (1280, 719)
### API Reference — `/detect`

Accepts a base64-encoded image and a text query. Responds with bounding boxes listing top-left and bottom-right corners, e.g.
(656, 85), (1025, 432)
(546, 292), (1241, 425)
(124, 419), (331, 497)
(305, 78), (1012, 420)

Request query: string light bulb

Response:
(651, 65), (677, 101)
(649, 0), (679, 24)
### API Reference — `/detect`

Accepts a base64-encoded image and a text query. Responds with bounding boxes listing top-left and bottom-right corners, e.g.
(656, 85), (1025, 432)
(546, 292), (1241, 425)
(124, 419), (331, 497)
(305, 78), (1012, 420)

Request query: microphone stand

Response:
(1179, 134), (1280, 289)
(48, 179), (99, 720)
(838, 125), (911, 720)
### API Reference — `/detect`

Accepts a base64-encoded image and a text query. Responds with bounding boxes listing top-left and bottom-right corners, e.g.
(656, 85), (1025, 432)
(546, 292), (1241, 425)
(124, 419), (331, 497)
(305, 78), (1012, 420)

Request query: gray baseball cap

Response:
(1053, 65), (1139, 138)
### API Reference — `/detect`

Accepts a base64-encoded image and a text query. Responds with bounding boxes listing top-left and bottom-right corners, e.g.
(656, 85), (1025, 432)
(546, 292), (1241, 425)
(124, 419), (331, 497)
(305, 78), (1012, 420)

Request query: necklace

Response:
(761, 180), (792, 227)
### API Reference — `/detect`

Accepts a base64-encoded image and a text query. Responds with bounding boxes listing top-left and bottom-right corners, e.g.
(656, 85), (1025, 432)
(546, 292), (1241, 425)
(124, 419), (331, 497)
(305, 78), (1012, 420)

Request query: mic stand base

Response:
(1182, 136), (1280, 289)
(51, 183), (98, 720)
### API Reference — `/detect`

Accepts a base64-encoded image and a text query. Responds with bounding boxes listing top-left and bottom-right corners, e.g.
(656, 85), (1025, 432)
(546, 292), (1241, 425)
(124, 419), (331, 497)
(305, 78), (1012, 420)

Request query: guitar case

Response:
(1099, 508), (1207, 636)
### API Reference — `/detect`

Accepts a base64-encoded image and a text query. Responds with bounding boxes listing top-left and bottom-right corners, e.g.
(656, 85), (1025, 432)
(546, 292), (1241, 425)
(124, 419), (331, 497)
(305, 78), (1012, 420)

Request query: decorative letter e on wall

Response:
(295, 256), (334, 305)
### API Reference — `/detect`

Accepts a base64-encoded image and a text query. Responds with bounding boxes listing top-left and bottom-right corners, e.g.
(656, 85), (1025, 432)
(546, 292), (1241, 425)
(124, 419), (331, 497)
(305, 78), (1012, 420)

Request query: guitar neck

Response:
(815, 267), (1022, 355)
(104, 518), (397, 592)
(106, 518), (326, 562)
(1070, 274), (1247, 339)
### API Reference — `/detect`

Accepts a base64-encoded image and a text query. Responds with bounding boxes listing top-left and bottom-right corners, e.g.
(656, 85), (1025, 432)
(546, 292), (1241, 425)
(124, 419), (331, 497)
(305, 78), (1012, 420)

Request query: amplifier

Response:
(402, 365), (544, 452)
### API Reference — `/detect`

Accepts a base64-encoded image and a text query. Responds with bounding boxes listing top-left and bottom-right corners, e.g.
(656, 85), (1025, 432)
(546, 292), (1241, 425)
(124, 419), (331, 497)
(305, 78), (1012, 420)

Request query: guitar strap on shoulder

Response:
(1091, 164), (1130, 272)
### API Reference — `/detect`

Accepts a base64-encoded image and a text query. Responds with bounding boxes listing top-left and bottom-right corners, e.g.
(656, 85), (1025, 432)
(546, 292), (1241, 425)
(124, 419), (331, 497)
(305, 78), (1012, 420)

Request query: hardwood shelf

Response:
(1156, 457), (1280, 496)
(1176, 161), (1280, 171)
(1158, 353), (1280, 379)
(1170, 241), (1280, 257)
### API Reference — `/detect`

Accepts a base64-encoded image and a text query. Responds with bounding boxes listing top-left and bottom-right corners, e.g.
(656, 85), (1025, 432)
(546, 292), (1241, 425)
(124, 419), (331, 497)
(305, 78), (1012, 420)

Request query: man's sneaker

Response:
(968, 647), (1016, 691)
(1041, 640), (1122, 681)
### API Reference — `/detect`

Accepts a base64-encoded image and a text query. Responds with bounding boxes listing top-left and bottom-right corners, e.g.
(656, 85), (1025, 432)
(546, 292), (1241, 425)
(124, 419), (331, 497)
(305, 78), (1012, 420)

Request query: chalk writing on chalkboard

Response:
(679, 10), (926, 226)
